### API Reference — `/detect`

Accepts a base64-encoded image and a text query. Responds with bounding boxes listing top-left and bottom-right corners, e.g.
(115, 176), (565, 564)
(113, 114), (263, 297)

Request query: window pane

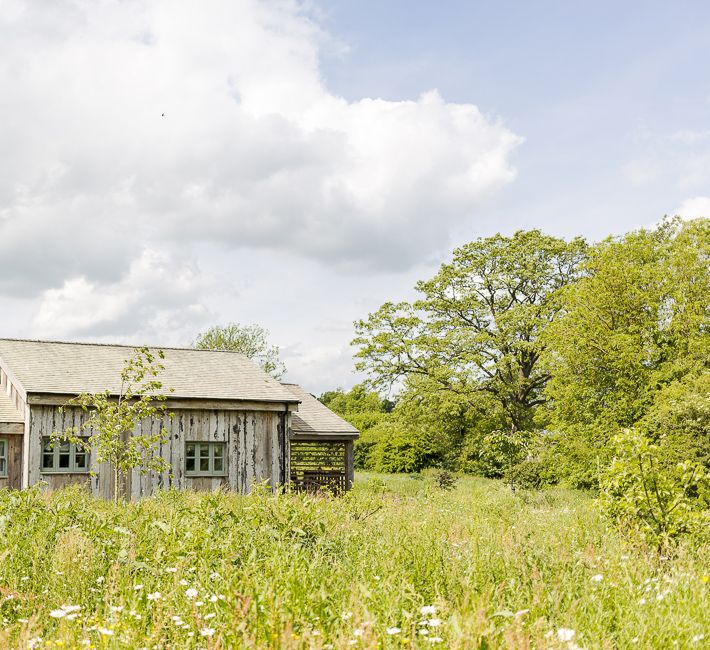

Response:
(213, 445), (223, 459)
(43, 453), (54, 469)
(199, 445), (209, 459)
(199, 457), (209, 472)
(59, 441), (70, 453)
(59, 454), (70, 469)
(186, 457), (195, 472)
(74, 453), (87, 469)
(43, 439), (54, 452)
(213, 457), (223, 473)
(186, 443), (195, 457)
(0, 459), (6, 476)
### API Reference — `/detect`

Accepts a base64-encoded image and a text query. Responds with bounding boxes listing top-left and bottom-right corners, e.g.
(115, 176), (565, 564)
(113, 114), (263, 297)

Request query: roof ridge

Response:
(0, 338), (254, 355)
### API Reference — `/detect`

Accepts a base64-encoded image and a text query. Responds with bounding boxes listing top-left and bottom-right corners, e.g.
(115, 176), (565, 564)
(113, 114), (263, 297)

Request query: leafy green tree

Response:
(194, 322), (286, 379)
(52, 348), (172, 502)
(353, 230), (587, 434)
(541, 218), (709, 485)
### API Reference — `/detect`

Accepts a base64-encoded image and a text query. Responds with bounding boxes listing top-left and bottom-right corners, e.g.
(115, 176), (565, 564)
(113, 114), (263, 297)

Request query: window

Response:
(0, 439), (7, 478)
(41, 437), (89, 473)
(185, 442), (226, 477)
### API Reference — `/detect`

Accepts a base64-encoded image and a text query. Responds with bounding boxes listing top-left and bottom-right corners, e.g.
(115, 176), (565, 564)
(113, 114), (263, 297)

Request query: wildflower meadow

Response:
(0, 474), (708, 649)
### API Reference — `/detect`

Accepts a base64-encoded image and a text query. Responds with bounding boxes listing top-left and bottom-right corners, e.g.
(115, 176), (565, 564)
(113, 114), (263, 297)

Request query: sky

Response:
(1, 0), (709, 394)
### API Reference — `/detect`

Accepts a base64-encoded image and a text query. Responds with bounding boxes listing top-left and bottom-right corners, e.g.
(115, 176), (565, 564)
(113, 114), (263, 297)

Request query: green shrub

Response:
(507, 458), (545, 490)
(367, 422), (436, 473)
(600, 428), (710, 549)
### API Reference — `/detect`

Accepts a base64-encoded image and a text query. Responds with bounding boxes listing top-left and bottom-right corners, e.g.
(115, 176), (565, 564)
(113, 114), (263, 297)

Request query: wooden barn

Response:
(0, 339), (358, 498)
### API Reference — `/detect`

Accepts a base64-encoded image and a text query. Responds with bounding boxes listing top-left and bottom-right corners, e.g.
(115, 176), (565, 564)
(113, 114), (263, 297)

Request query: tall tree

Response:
(353, 230), (587, 433)
(194, 323), (286, 379)
(542, 217), (709, 436)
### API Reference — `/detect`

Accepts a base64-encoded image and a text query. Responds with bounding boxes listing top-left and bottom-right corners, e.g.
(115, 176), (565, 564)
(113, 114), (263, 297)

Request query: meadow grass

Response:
(0, 473), (707, 649)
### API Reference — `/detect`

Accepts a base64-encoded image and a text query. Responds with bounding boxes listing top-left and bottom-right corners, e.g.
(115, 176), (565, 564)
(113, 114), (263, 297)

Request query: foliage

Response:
(432, 469), (458, 491)
(600, 429), (710, 549)
(542, 218), (709, 429)
(194, 322), (286, 379)
(366, 420), (436, 474)
(319, 384), (394, 434)
(0, 475), (709, 648)
(319, 385), (395, 470)
(52, 348), (172, 502)
(353, 230), (587, 433)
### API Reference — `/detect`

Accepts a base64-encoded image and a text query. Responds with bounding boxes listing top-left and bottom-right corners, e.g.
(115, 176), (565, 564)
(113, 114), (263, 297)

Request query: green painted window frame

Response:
(0, 439), (7, 478)
(41, 436), (90, 474)
(185, 441), (226, 477)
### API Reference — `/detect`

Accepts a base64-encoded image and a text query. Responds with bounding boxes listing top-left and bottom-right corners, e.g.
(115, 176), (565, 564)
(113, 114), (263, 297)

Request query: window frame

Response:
(184, 441), (227, 477)
(0, 439), (7, 478)
(41, 436), (90, 474)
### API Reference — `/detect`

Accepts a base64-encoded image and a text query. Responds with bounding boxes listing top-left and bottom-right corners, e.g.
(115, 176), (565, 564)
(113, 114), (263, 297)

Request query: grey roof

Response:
(283, 383), (359, 437)
(0, 390), (23, 423)
(0, 339), (299, 403)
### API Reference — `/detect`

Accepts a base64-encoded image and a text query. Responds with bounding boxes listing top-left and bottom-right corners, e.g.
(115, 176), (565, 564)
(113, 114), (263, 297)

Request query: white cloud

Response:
(675, 196), (710, 219)
(32, 248), (212, 342)
(0, 0), (521, 301)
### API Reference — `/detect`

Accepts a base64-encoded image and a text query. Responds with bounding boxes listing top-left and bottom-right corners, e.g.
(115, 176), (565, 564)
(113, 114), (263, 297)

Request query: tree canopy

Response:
(353, 230), (587, 432)
(193, 322), (286, 379)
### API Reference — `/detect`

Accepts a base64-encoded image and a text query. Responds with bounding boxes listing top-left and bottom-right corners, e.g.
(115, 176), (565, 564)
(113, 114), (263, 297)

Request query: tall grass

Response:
(0, 473), (707, 648)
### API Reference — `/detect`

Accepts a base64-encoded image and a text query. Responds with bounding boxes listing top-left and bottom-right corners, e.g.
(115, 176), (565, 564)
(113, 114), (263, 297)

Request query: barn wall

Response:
(27, 405), (288, 498)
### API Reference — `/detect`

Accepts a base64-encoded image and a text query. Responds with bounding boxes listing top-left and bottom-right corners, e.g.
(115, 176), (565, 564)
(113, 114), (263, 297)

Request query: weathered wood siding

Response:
(0, 434), (23, 490)
(27, 405), (288, 499)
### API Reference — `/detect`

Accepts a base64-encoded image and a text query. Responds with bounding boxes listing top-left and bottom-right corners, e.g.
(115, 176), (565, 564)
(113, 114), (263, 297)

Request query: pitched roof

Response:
(283, 383), (359, 437)
(0, 389), (23, 423)
(0, 339), (299, 404)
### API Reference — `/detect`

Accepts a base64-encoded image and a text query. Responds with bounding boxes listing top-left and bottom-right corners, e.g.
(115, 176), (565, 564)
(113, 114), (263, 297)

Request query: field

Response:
(0, 474), (707, 649)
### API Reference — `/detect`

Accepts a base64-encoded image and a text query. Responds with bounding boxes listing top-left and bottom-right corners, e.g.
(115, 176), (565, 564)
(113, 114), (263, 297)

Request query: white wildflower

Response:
(185, 588), (199, 599)
(419, 629), (430, 636)
(591, 574), (603, 583)
(165, 567), (178, 574)
(557, 628), (576, 642)
(200, 628), (216, 637)
(95, 577), (105, 584)
(692, 634), (705, 644)
(341, 612), (353, 620)
(147, 592), (161, 601)
(420, 605), (437, 616)
(427, 638), (443, 644)
(353, 629), (364, 637)
(134, 584), (143, 591)
(28, 637), (42, 649)
(386, 627), (401, 635)
(204, 613), (216, 620)
(97, 628), (114, 636)
(179, 579), (189, 586)
(209, 595), (218, 603)
(428, 618), (442, 627)
(49, 609), (67, 619)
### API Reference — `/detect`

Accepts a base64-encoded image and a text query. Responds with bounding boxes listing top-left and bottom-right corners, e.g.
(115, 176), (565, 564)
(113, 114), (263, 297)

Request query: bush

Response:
(600, 428), (710, 549)
(507, 458), (544, 490)
(433, 470), (458, 491)
(367, 422), (436, 473)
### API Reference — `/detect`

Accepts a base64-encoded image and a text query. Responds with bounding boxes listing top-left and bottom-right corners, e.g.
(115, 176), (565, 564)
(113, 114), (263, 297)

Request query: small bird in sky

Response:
(161, 113), (165, 117)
